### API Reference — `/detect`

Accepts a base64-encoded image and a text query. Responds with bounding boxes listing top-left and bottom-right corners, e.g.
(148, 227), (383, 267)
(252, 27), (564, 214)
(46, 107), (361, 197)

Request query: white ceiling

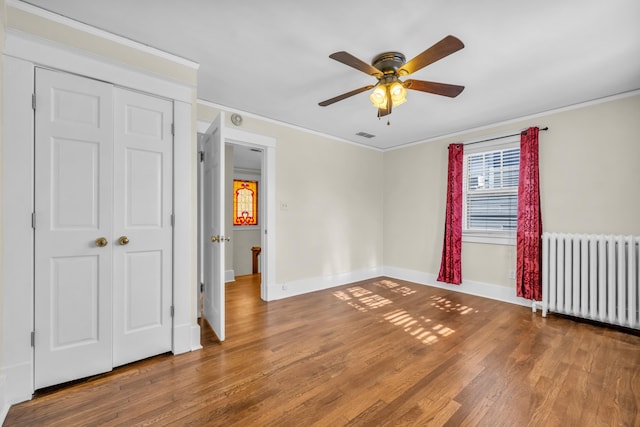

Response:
(20, 0), (640, 150)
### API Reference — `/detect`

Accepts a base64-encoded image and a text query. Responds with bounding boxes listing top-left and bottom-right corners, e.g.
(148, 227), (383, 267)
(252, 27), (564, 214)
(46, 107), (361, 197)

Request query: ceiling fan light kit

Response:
(319, 35), (465, 120)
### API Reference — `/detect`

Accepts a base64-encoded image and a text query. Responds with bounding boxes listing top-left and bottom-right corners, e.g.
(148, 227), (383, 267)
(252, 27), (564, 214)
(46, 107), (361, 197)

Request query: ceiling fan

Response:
(318, 35), (465, 119)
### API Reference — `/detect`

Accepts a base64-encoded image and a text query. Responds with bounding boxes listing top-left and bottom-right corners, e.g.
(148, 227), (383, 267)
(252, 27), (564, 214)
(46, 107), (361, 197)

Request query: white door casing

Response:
(202, 113), (226, 341)
(197, 120), (277, 303)
(34, 68), (115, 389)
(34, 68), (174, 388)
(112, 88), (174, 366)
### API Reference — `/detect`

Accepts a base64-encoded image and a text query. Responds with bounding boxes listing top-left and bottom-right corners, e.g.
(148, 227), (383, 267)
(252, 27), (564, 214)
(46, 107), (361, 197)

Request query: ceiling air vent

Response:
(356, 131), (376, 139)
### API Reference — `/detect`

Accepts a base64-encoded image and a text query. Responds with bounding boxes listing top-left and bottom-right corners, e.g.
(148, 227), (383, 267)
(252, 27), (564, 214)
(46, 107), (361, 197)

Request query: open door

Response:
(202, 113), (226, 341)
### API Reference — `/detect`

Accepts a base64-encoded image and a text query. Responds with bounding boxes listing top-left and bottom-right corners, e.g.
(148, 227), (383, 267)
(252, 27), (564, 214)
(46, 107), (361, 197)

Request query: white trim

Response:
(386, 89), (640, 152)
(268, 267), (383, 301)
(6, 0), (199, 70)
(0, 373), (7, 425)
(1, 361), (33, 407)
(261, 144), (276, 301)
(383, 266), (532, 307)
(226, 127), (276, 149)
(172, 322), (201, 353)
(2, 55), (36, 408)
(196, 100), (383, 152)
(217, 127), (276, 302)
(4, 30), (194, 103)
(190, 326), (203, 351)
(172, 100), (197, 355)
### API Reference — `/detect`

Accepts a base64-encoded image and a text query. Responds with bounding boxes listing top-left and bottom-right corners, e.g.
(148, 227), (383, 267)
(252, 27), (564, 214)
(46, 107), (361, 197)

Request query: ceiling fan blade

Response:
(404, 79), (465, 98)
(318, 85), (375, 107)
(398, 35), (464, 76)
(329, 51), (383, 78)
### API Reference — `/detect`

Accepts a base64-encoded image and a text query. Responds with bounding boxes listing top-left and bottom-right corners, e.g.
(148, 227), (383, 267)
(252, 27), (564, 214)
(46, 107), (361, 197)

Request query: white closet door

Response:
(112, 88), (173, 366)
(34, 68), (114, 389)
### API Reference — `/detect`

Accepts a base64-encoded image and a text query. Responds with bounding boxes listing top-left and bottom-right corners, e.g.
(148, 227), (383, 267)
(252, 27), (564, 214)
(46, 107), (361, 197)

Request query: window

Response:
(233, 179), (258, 226)
(463, 139), (519, 244)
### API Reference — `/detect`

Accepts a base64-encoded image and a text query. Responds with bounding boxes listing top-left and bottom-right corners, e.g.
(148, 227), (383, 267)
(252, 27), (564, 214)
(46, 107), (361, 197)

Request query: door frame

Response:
(197, 120), (276, 302)
(2, 31), (199, 402)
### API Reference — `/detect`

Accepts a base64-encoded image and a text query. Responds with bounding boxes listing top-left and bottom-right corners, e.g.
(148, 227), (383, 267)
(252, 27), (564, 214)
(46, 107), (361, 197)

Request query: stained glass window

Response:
(233, 180), (258, 226)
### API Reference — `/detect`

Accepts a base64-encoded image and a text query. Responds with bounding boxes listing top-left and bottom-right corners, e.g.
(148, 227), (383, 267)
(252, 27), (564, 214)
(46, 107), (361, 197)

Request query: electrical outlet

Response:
(509, 270), (516, 280)
(280, 202), (289, 211)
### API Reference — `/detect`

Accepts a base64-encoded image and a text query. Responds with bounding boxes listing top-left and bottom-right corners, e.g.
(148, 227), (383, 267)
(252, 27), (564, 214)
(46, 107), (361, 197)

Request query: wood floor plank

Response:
(5, 275), (640, 426)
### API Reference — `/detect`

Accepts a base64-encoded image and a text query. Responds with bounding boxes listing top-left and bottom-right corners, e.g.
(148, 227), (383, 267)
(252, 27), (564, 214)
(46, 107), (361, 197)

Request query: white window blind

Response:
(464, 147), (520, 235)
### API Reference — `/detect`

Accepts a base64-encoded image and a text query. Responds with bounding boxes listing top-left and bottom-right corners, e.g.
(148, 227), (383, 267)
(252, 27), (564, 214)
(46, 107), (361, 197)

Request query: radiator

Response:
(540, 232), (639, 330)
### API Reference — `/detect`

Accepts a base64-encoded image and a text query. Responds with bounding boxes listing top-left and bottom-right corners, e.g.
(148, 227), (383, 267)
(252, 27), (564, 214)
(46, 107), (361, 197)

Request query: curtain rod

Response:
(464, 126), (549, 146)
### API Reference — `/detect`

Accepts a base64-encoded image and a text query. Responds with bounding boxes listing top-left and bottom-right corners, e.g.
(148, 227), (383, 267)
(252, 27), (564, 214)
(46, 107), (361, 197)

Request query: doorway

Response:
(197, 113), (276, 342)
(229, 144), (263, 279)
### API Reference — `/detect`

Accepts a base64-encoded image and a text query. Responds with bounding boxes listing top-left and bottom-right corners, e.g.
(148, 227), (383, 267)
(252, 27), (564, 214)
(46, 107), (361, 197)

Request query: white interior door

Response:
(202, 113), (226, 341)
(34, 68), (114, 389)
(112, 88), (173, 366)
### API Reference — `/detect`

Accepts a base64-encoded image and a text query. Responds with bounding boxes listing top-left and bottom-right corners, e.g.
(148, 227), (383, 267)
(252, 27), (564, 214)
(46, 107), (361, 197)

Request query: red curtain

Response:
(437, 144), (463, 285)
(516, 127), (542, 300)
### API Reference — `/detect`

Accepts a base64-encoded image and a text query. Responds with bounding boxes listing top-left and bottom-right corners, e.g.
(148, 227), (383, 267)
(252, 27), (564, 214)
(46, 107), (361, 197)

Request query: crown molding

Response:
(7, 0), (199, 70)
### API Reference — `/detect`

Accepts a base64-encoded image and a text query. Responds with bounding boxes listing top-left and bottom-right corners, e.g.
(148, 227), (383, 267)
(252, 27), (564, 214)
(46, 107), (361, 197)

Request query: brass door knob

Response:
(211, 235), (220, 243)
(119, 236), (130, 245)
(95, 237), (108, 247)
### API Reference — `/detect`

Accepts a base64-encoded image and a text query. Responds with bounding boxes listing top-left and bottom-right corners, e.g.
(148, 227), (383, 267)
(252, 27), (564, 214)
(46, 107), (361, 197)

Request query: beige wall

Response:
(383, 94), (640, 288)
(198, 103), (385, 286)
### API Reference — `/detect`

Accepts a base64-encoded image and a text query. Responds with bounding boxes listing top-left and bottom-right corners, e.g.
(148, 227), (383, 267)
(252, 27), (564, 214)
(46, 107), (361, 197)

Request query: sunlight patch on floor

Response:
(383, 309), (455, 345)
(332, 281), (477, 345)
(430, 296), (477, 315)
(332, 286), (393, 312)
(373, 279), (417, 297)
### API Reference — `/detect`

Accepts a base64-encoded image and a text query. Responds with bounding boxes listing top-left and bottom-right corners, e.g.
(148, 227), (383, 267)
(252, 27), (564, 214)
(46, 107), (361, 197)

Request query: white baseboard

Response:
(190, 325), (203, 351)
(267, 266), (383, 301)
(173, 322), (202, 354)
(0, 372), (7, 426)
(382, 266), (532, 307)
(2, 361), (33, 408)
(173, 323), (190, 354)
(225, 270), (235, 283)
(266, 265), (531, 308)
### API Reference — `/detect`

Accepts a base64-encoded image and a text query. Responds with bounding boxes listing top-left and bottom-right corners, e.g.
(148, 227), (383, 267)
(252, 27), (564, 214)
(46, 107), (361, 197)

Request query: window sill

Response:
(462, 231), (515, 246)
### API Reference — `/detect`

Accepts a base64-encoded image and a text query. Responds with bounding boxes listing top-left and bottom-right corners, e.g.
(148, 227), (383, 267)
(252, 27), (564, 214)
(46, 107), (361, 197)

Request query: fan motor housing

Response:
(372, 52), (406, 74)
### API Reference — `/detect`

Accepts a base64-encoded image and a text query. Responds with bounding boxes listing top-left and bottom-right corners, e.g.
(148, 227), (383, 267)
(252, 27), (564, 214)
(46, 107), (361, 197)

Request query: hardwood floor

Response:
(5, 275), (640, 426)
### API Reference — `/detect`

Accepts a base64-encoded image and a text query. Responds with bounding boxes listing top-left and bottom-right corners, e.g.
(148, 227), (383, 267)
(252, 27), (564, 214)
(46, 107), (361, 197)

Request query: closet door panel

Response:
(113, 88), (173, 367)
(34, 68), (114, 389)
